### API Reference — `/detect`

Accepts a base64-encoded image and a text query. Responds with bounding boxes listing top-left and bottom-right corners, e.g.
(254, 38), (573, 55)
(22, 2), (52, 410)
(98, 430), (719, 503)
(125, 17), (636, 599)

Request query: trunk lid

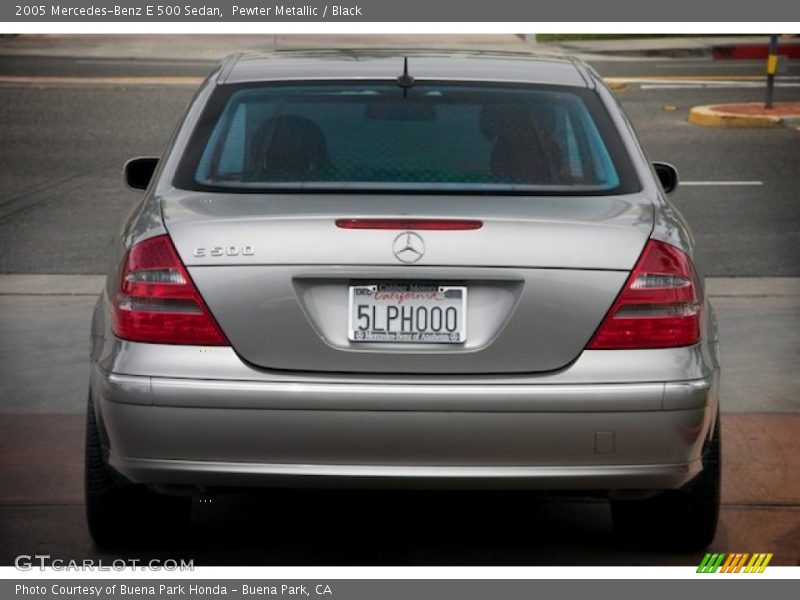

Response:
(163, 192), (652, 374)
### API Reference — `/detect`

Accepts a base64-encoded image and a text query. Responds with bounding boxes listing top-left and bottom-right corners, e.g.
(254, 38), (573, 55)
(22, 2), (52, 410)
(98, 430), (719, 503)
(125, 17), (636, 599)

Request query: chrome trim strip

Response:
(97, 365), (713, 413)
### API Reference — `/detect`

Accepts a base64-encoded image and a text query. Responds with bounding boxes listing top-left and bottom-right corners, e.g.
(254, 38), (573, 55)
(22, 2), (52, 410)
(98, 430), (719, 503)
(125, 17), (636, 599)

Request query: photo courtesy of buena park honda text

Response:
(0, 0), (799, 597)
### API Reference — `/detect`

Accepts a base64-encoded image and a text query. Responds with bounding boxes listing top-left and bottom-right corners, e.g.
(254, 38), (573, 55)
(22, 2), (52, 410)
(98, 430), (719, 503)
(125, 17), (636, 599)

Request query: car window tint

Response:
(184, 82), (637, 195)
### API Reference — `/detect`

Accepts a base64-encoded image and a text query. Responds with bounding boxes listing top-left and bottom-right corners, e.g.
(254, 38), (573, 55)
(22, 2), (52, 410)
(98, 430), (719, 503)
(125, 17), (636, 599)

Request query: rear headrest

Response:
(479, 104), (554, 141)
(252, 115), (327, 179)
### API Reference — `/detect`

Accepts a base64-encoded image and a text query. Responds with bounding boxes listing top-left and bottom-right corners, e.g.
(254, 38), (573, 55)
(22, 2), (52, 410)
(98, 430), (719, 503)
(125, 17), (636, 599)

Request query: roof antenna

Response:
(396, 56), (414, 97)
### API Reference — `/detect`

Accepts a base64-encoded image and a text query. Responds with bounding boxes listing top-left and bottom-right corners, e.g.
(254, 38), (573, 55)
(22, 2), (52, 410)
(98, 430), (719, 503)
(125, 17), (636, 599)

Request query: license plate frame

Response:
(347, 283), (467, 344)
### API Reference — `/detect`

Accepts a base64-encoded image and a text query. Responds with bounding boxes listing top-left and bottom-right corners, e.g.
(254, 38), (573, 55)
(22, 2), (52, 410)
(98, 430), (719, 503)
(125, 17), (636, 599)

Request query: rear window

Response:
(176, 82), (640, 195)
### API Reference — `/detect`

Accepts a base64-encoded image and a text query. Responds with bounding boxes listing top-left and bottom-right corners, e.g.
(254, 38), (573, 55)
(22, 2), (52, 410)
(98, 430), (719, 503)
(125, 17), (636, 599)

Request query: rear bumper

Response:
(93, 363), (719, 491)
(114, 456), (703, 491)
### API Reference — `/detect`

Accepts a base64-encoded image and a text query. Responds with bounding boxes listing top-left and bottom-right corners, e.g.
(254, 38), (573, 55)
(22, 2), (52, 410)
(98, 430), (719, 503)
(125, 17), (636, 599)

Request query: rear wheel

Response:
(85, 392), (191, 548)
(611, 413), (721, 550)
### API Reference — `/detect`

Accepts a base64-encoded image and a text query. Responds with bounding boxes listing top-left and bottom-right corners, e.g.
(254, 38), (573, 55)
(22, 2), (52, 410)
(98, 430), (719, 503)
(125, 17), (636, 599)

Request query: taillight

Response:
(111, 235), (228, 346)
(587, 239), (702, 350)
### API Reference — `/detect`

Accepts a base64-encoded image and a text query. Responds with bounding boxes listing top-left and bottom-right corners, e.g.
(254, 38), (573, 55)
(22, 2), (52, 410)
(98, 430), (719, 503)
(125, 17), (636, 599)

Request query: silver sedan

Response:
(87, 51), (721, 550)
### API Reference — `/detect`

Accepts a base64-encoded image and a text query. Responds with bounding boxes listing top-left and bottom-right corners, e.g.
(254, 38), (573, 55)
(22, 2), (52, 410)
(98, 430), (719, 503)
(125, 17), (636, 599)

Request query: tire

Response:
(85, 392), (191, 548)
(611, 412), (721, 550)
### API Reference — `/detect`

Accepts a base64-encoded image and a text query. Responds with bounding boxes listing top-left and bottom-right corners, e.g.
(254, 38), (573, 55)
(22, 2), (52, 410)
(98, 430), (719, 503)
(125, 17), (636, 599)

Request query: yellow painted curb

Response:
(605, 81), (629, 92)
(689, 105), (784, 128)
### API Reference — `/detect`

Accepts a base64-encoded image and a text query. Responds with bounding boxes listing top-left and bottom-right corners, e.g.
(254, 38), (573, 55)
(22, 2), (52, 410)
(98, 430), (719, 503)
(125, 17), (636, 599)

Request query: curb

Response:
(558, 46), (711, 59)
(0, 274), (106, 296)
(689, 105), (785, 128)
(705, 277), (800, 298)
(604, 81), (630, 92)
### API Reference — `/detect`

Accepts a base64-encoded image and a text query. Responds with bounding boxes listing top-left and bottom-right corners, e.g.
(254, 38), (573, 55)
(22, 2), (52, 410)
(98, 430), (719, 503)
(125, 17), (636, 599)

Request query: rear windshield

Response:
(176, 82), (640, 195)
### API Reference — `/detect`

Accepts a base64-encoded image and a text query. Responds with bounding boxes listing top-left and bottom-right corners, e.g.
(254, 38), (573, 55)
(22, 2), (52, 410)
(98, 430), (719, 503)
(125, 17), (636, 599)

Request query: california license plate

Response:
(348, 283), (467, 344)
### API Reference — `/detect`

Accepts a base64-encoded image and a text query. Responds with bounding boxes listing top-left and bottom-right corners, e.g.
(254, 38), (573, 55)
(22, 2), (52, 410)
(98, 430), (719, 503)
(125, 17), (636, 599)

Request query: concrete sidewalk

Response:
(2, 34), (796, 62)
(0, 34), (535, 61)
(1, 275), (798, 414)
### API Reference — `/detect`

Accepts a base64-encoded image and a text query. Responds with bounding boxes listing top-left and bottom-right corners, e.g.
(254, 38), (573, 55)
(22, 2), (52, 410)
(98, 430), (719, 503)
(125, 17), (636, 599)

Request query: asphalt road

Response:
(0, 55), (798, 275)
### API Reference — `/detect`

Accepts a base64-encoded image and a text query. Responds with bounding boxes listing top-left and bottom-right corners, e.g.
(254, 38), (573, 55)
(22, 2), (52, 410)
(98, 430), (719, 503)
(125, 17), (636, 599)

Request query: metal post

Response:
(765, 34), (778, 109)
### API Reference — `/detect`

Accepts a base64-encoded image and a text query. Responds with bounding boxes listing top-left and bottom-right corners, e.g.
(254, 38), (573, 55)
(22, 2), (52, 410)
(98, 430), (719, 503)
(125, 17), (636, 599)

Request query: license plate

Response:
(348, 283), (467, 344)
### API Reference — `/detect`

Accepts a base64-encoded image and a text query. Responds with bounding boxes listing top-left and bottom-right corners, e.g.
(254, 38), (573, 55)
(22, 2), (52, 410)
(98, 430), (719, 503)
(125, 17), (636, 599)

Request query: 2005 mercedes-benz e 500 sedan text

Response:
(87, 51), (721, 549)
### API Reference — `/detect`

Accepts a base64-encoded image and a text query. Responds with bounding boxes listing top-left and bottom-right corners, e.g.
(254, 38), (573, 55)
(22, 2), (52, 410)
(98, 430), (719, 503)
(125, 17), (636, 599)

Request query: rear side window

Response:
(177, 82), (639, 195)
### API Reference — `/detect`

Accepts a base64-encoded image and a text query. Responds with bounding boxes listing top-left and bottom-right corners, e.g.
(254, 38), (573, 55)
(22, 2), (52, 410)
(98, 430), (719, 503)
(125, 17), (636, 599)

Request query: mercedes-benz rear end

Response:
(86, 53), (720, 549)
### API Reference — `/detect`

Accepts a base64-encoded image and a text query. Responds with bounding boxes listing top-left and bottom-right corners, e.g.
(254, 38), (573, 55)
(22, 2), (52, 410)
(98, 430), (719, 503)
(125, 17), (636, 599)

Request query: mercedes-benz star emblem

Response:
(392, 231), (425, 264)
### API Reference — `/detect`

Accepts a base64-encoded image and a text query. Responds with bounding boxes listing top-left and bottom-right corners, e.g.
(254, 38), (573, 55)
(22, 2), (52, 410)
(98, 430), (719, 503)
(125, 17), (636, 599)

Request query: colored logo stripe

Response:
(697, 553), (726, 573)
(733, 553), (749, 573)
(697, 553), (773, 573)
(746, 553), (773, 573)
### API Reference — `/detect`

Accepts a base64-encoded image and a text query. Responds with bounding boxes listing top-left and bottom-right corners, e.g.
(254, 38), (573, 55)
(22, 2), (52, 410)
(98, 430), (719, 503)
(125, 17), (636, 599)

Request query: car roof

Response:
(219, 50), (592, 88)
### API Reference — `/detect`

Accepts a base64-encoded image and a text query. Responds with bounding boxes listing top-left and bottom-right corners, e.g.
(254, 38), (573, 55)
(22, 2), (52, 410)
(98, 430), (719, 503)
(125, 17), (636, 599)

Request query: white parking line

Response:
(681, 181), (764, 186)
(605, 75), (800, 91)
